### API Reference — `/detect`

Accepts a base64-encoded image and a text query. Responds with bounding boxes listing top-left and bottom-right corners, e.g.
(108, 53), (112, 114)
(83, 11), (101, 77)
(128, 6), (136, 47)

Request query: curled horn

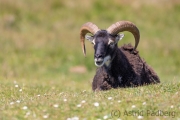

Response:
(107, 21), (140, 51)
(80, 22), (99, 56)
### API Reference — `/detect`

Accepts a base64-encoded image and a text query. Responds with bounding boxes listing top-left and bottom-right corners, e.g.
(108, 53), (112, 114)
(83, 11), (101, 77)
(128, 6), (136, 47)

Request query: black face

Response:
(85, 30), (123, 67)
(94, 31), (108, 61)
(93, 30), (117, 67)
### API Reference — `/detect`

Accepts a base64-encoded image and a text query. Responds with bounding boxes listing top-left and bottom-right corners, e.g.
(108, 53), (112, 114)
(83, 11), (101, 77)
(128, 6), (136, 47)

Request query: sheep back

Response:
(121, 44), (160, 85)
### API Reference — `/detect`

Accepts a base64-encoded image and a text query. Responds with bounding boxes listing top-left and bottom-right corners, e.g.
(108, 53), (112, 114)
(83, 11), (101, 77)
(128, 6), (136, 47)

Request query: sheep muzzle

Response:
(94, 55), (111, 67)
(95, 58), (104, 66)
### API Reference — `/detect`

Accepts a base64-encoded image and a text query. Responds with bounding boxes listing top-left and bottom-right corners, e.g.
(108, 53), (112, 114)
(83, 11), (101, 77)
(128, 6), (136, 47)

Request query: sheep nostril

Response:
(95, 54), (103, 58)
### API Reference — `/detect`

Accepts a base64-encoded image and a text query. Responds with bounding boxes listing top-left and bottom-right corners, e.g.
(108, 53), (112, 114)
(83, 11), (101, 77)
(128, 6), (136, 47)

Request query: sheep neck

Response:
(102, 47), (135, 85)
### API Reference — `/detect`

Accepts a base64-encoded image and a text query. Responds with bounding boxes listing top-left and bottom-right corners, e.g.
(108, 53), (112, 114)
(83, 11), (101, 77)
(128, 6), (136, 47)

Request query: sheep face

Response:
(85, 30), (124, 67)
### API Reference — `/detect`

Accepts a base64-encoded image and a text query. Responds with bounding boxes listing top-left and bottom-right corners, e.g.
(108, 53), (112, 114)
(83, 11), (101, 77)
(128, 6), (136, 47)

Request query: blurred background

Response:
(0, 0), (180, 90)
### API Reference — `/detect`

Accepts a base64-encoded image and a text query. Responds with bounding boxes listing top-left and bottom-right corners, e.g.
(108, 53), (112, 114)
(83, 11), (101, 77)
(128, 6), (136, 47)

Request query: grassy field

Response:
(0, 0), (180, 119)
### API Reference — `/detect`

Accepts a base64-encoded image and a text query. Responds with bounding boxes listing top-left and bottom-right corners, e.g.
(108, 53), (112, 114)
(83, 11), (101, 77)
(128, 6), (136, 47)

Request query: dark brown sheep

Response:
(92, 44), (160, 91)
(80, 21), (160, 91)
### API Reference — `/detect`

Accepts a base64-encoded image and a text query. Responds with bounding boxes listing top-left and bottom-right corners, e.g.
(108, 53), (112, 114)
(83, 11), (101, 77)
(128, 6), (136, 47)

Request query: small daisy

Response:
(19, 89), (22, 92)
(43, 114), (49, 119)
(132, 105), (136, 108)
(15, 85), (19, 88)
(67, 116), (79, 120)
(137, 116), (143, 119)
(170, 105), (174, 108)
(118, 100), (121, 103)
(81, 100), (86, 103)
(71, 116), (79, 120)
(142, 102), (146, 105)
(94, 102), (99, 107)
(10, 102), (14, 105)
(103, 115), (108, 119)
(64, 99), (67, 102)
(108, 97), (112, 100)
(16, 100), (20, 103)
(77, 104), (81, 108)
(53, 104), (59, 108)
(37, 94), (41, 97)
(22, 106), (28, 110)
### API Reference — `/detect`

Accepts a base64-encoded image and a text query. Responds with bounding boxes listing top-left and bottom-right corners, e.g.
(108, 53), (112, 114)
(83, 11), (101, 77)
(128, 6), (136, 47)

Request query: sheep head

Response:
(80, 21), (140, 67)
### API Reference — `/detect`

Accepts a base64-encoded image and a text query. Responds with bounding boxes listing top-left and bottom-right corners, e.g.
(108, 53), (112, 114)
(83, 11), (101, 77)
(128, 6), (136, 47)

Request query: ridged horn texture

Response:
(80, 22), (99, 56)
(107, 21), (140, 51)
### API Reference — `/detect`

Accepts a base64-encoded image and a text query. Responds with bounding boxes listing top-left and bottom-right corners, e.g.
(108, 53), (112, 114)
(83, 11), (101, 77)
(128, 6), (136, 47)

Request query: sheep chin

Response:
(95, 55), (111, 67)
(95, 62), (104, 67)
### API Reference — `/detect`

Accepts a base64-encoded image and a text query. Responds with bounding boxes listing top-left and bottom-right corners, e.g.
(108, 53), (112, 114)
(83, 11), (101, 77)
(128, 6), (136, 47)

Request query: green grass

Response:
(1, 81), (180, 120)
(0, 0), (180, 119)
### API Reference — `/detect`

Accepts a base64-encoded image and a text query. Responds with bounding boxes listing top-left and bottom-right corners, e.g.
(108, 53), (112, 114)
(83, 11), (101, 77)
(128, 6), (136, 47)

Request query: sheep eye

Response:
(109, 42), (114, 46)
(91, 40), (96, 45)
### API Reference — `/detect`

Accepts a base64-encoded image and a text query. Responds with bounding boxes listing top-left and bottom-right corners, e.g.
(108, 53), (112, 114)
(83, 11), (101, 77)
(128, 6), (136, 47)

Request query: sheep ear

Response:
(116, 34), (124, 42)
(85, 34), (94, 42)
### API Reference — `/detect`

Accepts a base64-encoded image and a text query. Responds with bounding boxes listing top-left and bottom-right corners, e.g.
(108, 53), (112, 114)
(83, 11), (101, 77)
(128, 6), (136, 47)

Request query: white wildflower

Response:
(70, 116), (79, 120)
(81, 100), (86, 103)
(64, 98), (67, 102)
(73, 116), (79, 120)
(19, 89), (22, 92)
(170, 105), (174, 108)
(22, 106), (28, 110)
(15, 85), (19, 88)
(53, 104), (59, 108)
(43, 114), (49, 119)
(142, 102), (146, 105)
(108, 97), (112, 100)
(37, 94), (41, 97)
(137, 116), (143, 119)
(132, 105), (136, 108)
(10, 102), (14, 105)
(16, 100), (20, 103)
(77, 104), (81, 108)
(94, 102), (99, 107)
(103, 115), (108, 119)
(118, 100), (121, 103)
